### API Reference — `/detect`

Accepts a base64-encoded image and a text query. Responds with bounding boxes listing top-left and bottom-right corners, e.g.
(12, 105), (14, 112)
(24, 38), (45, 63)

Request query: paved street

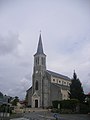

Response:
(10, 111), (90, 120)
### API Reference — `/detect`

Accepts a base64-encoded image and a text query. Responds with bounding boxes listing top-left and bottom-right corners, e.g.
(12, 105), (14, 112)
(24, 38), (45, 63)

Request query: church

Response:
(26, 34), (71, 108)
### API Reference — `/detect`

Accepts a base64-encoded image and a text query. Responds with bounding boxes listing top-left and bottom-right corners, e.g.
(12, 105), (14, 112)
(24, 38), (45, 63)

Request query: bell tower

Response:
(34, 33), (46, 74)
(32, 33), (46, 108)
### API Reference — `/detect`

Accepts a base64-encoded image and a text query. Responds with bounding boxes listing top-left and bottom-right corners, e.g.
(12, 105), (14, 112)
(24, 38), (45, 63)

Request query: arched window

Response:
(35, 81), (38, 90)
(42, 57), (45, 65)
(35, 57), (39, 65)
(36, 59), (37, 65)
(41, 57), (43, 65)
(37, 57), (39, 64)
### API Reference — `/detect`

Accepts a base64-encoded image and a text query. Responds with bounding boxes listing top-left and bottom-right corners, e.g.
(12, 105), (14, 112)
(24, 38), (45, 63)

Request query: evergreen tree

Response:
(70, 70), (85, 102)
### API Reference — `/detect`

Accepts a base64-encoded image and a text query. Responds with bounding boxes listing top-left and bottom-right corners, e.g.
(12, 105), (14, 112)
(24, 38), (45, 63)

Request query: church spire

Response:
(36, 33), (44, 54)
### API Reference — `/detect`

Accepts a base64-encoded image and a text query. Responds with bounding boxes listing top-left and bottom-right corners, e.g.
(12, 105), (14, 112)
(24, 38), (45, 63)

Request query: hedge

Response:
(52, 99), (79, 110)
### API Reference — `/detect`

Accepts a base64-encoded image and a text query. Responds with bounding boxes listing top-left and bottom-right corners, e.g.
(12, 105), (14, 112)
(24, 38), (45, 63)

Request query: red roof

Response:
(87, 92), (90, 95)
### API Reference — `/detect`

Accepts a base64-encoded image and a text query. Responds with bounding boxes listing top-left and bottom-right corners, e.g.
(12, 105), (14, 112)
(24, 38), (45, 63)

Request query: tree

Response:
(69, 70), (85, 102)
(11, 96), (19, 106)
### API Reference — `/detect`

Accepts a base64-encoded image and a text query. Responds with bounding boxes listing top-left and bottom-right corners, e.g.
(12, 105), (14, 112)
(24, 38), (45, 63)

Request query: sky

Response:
(0, 0), (90, 99)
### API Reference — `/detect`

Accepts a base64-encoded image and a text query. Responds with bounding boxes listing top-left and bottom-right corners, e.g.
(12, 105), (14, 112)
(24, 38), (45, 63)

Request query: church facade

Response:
(26, 34), (71, 108)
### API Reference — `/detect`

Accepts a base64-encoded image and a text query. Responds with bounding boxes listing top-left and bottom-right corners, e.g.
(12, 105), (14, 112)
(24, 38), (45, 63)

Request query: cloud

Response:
(46, 33), (90, 94)
(7, 74), (31, 99)
(0, 33), (21, 55)
(0, 0), (90, 99)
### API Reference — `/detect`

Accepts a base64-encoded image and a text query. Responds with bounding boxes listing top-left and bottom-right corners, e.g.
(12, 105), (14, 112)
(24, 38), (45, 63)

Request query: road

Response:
(11, 111), (90, 120)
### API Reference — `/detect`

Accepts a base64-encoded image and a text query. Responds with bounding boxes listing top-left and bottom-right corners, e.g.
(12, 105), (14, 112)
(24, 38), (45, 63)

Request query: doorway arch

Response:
(35, 99), (38, 108)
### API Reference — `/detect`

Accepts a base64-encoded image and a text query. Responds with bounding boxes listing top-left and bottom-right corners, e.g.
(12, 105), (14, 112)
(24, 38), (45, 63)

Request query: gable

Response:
(32, 91), (39, 98)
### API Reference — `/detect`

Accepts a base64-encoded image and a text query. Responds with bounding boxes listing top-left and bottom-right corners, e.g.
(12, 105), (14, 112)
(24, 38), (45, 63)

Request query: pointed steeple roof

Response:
(37, 33), (44, 54)
(34, 33), (46, 56)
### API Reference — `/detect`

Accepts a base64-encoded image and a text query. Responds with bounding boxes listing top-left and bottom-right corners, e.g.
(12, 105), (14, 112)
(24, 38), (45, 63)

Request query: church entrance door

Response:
(35, 99), (38, 108)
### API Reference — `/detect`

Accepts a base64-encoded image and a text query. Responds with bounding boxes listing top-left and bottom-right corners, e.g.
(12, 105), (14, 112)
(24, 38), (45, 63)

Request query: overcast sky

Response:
(0, 0), (90, 99)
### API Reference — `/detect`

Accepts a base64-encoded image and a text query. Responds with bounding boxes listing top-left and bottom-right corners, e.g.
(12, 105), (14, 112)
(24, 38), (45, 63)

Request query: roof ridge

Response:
(46, 70), (70, 80)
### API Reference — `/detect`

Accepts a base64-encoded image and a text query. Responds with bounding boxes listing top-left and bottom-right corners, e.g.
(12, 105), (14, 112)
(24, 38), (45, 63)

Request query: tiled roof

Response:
(46, 70), (70, 80)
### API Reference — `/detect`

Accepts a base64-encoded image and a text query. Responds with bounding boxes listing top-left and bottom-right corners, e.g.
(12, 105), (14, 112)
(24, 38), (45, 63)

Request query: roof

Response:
(37, 34), (43, 54)
(51, 83), (62, 88)
(27, 86), (32, 92)
(0, 92), (3, 98)
(87, 92), (90, 95)
(34, 33), (45, 56)
(46, 70), (70, 80)
(51, 83), (70, 90)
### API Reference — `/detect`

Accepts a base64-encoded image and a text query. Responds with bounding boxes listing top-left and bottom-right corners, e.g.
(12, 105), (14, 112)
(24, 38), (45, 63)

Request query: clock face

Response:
(36, 70), (38, 73)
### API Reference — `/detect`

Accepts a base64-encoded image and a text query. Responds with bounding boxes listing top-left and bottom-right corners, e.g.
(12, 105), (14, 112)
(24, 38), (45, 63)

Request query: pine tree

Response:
(70, 70), (85, 102)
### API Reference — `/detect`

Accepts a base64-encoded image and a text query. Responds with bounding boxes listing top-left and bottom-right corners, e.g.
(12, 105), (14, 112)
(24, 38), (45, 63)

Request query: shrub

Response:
(52, 99), (79, 113)
(80, 103), (89, 114)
